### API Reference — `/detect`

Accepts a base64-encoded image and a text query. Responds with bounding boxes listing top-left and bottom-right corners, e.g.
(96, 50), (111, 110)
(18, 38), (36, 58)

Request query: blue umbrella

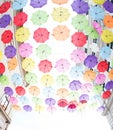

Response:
(30, 0), (47, 8)
(100, 46), (111, 60)
(89, 5), (105, 21)
(11, 73), (23, 85)
(0, 14), (11, 28)
(19, 96), (29, 105)
(43, 87), (55, 97)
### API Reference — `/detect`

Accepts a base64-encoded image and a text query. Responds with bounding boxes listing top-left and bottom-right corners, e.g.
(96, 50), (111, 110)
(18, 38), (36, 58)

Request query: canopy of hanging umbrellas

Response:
(0, 0), (113, 113)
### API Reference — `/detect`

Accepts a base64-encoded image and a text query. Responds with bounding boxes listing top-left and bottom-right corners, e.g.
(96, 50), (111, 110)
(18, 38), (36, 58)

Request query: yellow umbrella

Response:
(0, 50), (3, 60)
(35, 105), (44, 112)
(15, 27), (30, 42)
(93, 0), (105, 4)
(51, 7), (70, 22)
(101, 29), (113, 43)
(52, 0), (69, 5)
(22, 58), (35, 72)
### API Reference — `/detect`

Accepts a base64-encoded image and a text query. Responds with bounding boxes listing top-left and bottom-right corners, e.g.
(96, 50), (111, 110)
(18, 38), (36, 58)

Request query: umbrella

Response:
(100, 46), (111, 59)
(15, 27), (30, 42)
(0, 1), (11, 14)
(102, 90), (111, 99)
(58, 99), (68, 108)
(14, 12), (28, 26)
(89, 5), (105, 21)
(1, 30), (13, 44)
(33, 28), (49, 43)
(4, 86), (13, 96)
(93, 0), (105, 4)
(12, 105), (21, 111)
(40, 74), (54, 86)
(19, 96), (29, 104)
(55, 58), (70, 73)
(0, 51), (3, 60)
(84, 54), (98, 69)
(38, 60), (52, 73)
(71, 32), (87, 47)
(67, 102), (76, 112)
(22, 58), (35, 72)
(56, 88), (69, 98)
(71, 0), (89, 14)
(95, 73), (106, 85)
(56, 74), (70, 86)
(32, 97), (42, 105)
(31, 10), (49, 25)
(0, 63), (5, 74)
(92, 21), (102, 35)
(23, 105), (32, 112)
(68, 91), (79, 100)
(18, 43), (33, 58)
(30, 0), (47, 8)
(52, 0), (69, 5)
(101, 30), (113, 43)
(4, 45), (16, 59)
(69, 80), (82, 91)
(12, 0), (28, 10)
(36, 44), (51, 59)
(51, 7), (70, 22)
(9, 96), (18, 105)
(29, 86), (40, 96)
(11, 73), (23, 86)
(108, 69), (113, 80)
(0, 75), (9, 85)
(35, 105), (44, 112)
(97, 60), (109, 72)
(103, 14), (113, 28)
(71, 14), (88, 31)
(0, 14), (11, 28)
(79, 94), (89, 104)
(15, 86), (26, 96)
(52, 25), (70, 41)
(92, 85), (103, 95)
(103, 1), (113, 13)
(82, 83), (93, 93)
(25, 72), (38, 84)
(43, 87), (55, 97)
(8, 57), (18, 71)
(105, 81), (113, 90)
(45, 98), (56, 106)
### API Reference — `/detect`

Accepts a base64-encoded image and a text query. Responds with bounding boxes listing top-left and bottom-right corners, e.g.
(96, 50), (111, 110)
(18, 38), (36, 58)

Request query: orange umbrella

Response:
(12, 105), (21, 111)
(7, 57), (18, 71)
(56, 88), (69, 98)
(103, 14), (113, 28)
(29, 86), (40, 96)
(52, 0), (69, 5)
(108, 69), (113, 80)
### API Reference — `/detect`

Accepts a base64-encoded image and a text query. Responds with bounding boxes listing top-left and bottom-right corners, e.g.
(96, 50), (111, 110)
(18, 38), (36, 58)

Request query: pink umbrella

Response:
(18, 43), (33, 57)
(9, 96), (18, 105)
(95, 73), (106, 85)
(55, 58), (70, 73)
(82, 83), (93, 92)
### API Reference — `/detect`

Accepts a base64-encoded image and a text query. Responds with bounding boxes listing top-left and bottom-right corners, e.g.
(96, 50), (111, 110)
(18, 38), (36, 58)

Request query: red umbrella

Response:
(14, 12), (28, 26)
(15, 86), (26, 96)
(57, 99), (68, 108)
(0, 62), (5, 74)
(33, 28), (49, 43)
(71, 32), (87, 47)
(97, 60), (109, 72)
(38, 60), (52, 73)
(1, 30), (13, 44)
(102, 90), (111, 99)
(0, 1), (11, 14)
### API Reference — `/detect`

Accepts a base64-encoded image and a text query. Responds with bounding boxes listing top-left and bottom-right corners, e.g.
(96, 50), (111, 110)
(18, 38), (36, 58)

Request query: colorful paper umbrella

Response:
(95, 73), (106, 85)
(71, 14), (88, 30)
(9, 96), (18, 105)
(57, 88), (69, 98)
(92, 85), (103, 95)
(29, 86), (40, 96)
(19, 96), (29, 105)
(105, 81), (113, 90)
(43, 87), (55, 97)
(55, 58), (70, 73)
(0, 63), (5, 74)
(32, 97), (42, 105)
(92, 21), (102, 35)
(52, 25), (70, 41)
(79, 94), (89, 104)
(45, 98), (56, 106)
(71, 0), (89, 14)
(69, 80), (82, 91)
(33, 28), (49, 43)
(71, 32), (87, 47)
(51, 7), (70, 22)
(30, 0), (47, 8)
(23, 105), (32, 112)
(57, 99), (68, 108)
(93, 0), (105, 4)
(102, 90), (111, 99)
(67, 102), (76, 112)
(97, 60), (109, 72)
(103, 1), (113, 13)
(0, 51), (3, 60)
(25, 72), (38, 84)
(108, 69), (113, 80)
(89, 5), (105, 21)
(15, 86), (26, 96)
(82, 83), (93, 93)
(31, 10), (49, 25)
(0, 75), (9, 85)
(8, 57), (18, 71)
(0, 14), (11, 28)
(15, 27), (30, 42)
(35, 105), (44, 112)
(68, 91), (79, 100)
(101, 30), (113, 43)
(1, 30), (13, 44)
(4, 86), (13, 96)
(12, 105), (21, 111)
(18, 43), (33, 58)
(4, 45), (16, 58)
(22, 58), (35, 72)
(36, 44), (51, 59)
(103, 14), (113, 28)
(0, 1), (11, 14)
(14, 12), (28, 26)
(38, 60), (52, 73)
(100, 46), (111, 59)
(84, 54), (98, 69)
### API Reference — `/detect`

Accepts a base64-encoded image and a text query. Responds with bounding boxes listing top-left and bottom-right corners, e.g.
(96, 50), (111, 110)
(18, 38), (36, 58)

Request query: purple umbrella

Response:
(45, 98), (56, 106)
(23, 105), (32, 112)
(30, 0), (47, 8)
(71, 0), (89, 14)
(105, 80), (113, 90)
(103, 1), (113, 13)
(84, 54), (98, 69)
(4, 86), (13, 96)
(79, 94), (89, 103)
(69, 80), (82, 91)
(0, 14), (11, 28)
(4, 45), (16, 58)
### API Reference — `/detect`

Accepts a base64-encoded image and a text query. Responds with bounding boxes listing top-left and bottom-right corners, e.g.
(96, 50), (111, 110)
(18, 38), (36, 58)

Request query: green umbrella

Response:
(68, 91), (79, 100)
(92, 85), (103, 94)
(31, 10), (49, 25)
(32, 97), (43, 105)
(25, 72), (38, 84)
(0, 75), (9, 85)
(71, 15), (89, 30)
(36, 44), (51, 59)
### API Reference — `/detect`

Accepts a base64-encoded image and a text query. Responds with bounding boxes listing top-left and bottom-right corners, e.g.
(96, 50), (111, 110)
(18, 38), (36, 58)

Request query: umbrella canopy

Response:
(57, 99), (68, 108)
(52, 25), (70, 41)
(9, 96), (18, 105)
(15, 27), (30, 42)
(67, 102), (76, 112)
(68, 91), (79, 100)
(1, 30), (13, 44)
(23, 105), (32, 112)
(43, 87), (55, 97)
(0, 1), (11, 14)
(52, 0), (68, 5)
(0, 63), (5, 74)
(108, 69), (113, 80)
(18, 43), (33, 58)
(14, 12), (28, 26)
(15, 86), (26, 96)
(4, 86), (13, 96)
(82, 83), (93, 93)
(55, 58), (70, 73)
(0, 51), (3, 60)
(71, 32), (87, 47)
(33, 28), (49, 43)
(45, 98), (56, 106)
(36, 44), (51, 59)
(57, 88), (69, 98)
(0, 75), (9, 85)
(71, 0), (89, 14)
(29, 86), (40, 96)
(0, 14), (11, 28)
(38, 60), (52, 73)
(31, 10), (49, 25)
(105, 80), (113, 90)
(32, 97), (42, 105)
(103, 1), (113, 13)
(95, 73), (106, 85)
(8, 57), (18, 71)
(92, 85), (103, 95)
(4, 45), (16, 59)
(100, 46), (111, 59)
(51, 7), (70, 22)
(93, 0), (105, 4)
(97, 60), (109, 72)
(69, 80), (82, 91)
(92, 21), (102, 35)
(30, 0), (47, 8)
(103, 14), (113, 28)
(102, 90), (111, 99)
(79, 94), (89, 103)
